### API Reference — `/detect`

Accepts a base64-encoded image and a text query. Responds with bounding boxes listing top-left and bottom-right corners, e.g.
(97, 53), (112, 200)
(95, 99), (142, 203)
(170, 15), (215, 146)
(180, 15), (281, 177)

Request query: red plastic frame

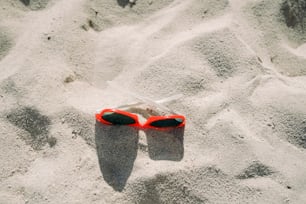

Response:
(96, 108), (185, 130)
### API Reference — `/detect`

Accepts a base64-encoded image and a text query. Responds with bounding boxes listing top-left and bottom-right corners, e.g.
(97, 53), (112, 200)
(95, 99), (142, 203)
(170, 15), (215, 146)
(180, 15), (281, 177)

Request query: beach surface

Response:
(1, 0), (306, 203)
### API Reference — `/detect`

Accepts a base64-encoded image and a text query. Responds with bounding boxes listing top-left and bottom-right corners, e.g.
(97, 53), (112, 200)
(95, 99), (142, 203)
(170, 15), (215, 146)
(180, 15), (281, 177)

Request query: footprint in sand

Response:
(0, 30), (13, 61)
(6, 106), (53, 150)
(19, 0), (50, 10)
(236, 161), (274, 179)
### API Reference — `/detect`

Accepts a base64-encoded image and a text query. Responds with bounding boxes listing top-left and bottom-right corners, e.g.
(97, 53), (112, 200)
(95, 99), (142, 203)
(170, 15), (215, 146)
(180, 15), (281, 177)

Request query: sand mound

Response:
(60, 107), (95, 147)
(277, 111), (306, 149)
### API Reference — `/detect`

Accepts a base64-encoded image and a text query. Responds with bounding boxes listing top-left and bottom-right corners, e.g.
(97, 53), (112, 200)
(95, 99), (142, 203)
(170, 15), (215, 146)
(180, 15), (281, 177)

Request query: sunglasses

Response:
(96, 108), (185, 129)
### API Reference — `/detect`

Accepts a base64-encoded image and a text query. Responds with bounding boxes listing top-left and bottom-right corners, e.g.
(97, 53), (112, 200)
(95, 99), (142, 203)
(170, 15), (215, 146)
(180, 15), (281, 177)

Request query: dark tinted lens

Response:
(150, 118), (183, 128)
(102, 111), (136, 125)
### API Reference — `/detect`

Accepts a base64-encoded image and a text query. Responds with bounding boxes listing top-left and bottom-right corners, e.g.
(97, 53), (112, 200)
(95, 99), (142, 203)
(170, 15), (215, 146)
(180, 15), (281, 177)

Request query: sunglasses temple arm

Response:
(107, 81), (182, 114)
(155, 93), (183, 104)
(116, 102), (143, 109)
(96, 95), (183, 113)
(117, 94), (183, 110)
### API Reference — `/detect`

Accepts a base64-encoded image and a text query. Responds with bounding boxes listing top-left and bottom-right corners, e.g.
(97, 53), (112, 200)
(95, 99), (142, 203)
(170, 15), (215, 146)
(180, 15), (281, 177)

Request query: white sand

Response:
(1, 0), (306, 203)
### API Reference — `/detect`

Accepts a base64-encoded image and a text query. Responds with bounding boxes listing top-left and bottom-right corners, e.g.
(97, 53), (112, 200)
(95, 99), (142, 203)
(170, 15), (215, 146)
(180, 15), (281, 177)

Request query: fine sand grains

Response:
(244, 0), (306, 76)
(0, 0), (306, 203)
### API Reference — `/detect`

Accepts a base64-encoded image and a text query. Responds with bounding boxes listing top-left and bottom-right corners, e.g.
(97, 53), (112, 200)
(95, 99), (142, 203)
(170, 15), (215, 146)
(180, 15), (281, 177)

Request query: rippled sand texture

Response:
(0, 0), (306, 203)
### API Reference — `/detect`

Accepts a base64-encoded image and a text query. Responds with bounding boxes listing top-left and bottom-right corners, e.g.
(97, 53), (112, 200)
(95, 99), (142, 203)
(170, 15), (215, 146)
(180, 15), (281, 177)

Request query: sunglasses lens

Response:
(102, 111), (136, 125)
(150, 118), (183, 128)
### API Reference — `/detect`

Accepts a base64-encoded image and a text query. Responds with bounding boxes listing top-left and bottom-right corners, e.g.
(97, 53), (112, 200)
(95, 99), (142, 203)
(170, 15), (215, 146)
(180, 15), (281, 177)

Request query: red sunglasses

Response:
(96, 108), (185, 130)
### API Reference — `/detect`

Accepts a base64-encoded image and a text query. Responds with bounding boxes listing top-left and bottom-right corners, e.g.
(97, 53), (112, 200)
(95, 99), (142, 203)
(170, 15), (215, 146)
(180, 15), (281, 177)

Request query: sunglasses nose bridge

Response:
(133, 115), (142, 126)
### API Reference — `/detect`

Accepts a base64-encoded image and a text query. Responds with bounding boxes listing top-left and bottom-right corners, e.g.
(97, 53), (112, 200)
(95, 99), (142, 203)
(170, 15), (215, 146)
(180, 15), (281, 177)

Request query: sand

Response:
(0, 0), (306, 203)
